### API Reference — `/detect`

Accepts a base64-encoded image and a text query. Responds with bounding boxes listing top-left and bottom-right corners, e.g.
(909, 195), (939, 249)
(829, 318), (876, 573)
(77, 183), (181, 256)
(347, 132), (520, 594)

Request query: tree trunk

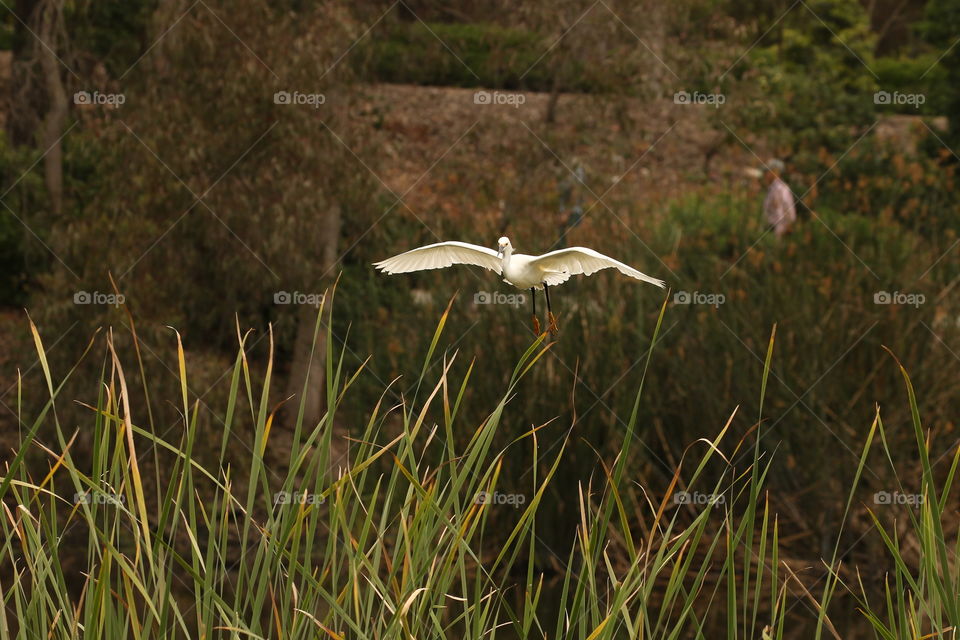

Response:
(285, 203), (341, 435)
(37, 0), (67, 216)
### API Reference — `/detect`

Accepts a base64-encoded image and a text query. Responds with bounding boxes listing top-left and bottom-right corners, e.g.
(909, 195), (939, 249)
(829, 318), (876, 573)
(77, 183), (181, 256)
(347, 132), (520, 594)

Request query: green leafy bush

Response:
(0, 132), (51, 306)
(923, 0), (960, 152)
(809, 136), (959, 235)
(874, 55), (948, 115)
(731, 0), (877, 164)
(357, 20), (606, 92)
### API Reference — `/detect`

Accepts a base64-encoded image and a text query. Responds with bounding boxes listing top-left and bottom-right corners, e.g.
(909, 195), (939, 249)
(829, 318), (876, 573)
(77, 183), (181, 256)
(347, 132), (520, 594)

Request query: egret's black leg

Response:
(530, 287), (541, 334)
(544, 282), (558, 335)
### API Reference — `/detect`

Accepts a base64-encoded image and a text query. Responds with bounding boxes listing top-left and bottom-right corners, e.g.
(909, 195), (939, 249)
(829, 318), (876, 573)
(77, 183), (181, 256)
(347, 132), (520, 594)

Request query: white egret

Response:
(373, 236), (665, 334)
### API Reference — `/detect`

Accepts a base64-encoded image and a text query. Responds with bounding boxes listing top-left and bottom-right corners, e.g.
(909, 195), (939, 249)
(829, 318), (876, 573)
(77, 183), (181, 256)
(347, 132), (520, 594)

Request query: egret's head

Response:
(497, 236), (511, 258)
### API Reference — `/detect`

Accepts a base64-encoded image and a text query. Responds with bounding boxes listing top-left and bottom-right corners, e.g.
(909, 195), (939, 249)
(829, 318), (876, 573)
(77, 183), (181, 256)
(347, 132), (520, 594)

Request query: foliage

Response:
(0, 132), (51, 305)
(33, 0), (378, 349)
(66, 0), (157, 77)
(874, 54), (948, 115)
(733, 0), (877, 164)
(357, 19), (617, 93)
(4, 4), (960, 635)
(922, 0), (960, 153)
(810, 135), (959, 232)
(4, 293), (958, 637)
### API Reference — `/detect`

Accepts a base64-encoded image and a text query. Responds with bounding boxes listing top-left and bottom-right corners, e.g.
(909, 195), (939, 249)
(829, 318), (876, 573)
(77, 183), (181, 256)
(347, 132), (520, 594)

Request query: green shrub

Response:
(731, 0), (877, 161)
(923, 0), (960, 152)
(0, 132), (50, 306)
(808, 136), (960, 235)
(874, 55), (948, 115)
(357, 20), (605, 92)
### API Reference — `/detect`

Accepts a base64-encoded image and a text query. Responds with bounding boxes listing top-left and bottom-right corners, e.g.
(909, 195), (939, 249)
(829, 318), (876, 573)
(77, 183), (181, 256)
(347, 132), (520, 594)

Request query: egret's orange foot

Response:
(547, 312), (559, 335)
(531, 315), (541, 334)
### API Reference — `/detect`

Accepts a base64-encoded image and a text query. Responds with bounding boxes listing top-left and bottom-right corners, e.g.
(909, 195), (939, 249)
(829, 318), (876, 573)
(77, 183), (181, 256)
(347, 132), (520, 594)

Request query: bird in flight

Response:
(374, 236), (666, 335)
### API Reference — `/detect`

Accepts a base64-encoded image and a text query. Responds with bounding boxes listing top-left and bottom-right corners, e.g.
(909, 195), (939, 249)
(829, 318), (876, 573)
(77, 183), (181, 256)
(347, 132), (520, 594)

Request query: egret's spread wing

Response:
(531, 247), (666, 288)
(373, 241), (502, 275)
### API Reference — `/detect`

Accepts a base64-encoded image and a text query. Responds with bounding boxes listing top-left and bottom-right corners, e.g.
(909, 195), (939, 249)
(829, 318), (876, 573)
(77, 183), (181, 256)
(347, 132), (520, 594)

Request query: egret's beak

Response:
(496, 246), (504, 258)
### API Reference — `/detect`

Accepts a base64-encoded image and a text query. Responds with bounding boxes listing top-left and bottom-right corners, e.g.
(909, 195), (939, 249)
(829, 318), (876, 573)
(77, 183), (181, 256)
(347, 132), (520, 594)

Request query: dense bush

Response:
(730, 0), (877, 163)
(923, 0), (960, 152)
(360, 21), (547, 90)
(357, 19), (629, 93)
(874, 55), (949, 115)
(809, 136), (959, 234)
(0, 133), (52, 306)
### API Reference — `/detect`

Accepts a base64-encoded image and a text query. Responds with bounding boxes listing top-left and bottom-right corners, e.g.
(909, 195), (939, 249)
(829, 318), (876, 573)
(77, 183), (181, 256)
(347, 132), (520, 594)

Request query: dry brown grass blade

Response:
(782, 560), (841, 640)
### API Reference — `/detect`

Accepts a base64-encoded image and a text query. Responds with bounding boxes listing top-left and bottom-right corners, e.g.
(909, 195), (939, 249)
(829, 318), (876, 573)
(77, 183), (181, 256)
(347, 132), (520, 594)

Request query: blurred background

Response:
(2, 0), (960, 633)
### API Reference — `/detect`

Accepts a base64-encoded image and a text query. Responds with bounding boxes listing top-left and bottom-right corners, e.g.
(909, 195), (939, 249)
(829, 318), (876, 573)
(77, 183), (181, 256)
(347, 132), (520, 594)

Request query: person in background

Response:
(761, 158), (796, 237)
